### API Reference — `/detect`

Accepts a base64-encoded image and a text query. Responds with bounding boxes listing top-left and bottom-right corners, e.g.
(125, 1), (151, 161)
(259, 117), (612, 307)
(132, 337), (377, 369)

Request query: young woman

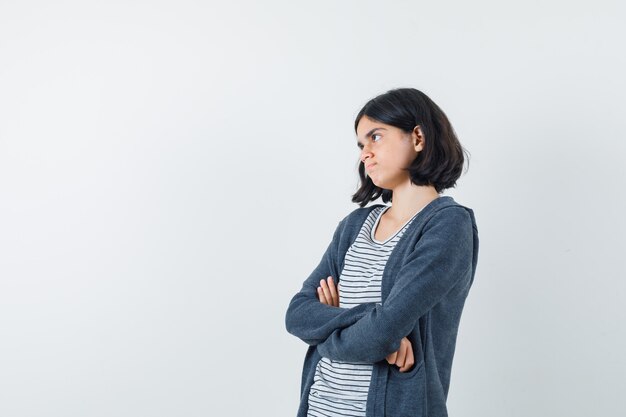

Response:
(285, 88), (479, 417)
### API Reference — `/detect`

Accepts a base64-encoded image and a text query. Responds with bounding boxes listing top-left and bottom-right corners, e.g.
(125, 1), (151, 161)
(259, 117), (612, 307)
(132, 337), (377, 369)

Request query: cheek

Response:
(397, 147), (418, 166)
(383, 149), (406, 165)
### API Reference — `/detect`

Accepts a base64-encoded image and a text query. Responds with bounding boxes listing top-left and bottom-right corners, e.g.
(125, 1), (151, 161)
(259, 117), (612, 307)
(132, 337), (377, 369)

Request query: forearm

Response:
(285, 294), (377, 345)
(316, 304), (402, 362)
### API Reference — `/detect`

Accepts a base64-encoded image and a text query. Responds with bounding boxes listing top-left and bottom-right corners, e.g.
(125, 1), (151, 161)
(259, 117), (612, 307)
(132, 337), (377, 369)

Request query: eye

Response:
(357, 134), (382, 150)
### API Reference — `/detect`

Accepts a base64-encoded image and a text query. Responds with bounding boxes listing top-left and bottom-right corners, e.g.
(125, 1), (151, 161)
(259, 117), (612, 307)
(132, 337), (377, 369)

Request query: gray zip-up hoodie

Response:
(285, 196), (479, 417)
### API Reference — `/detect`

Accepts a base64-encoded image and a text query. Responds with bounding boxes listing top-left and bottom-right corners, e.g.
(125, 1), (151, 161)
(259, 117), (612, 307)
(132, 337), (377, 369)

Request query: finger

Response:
(386, 351), (397, 365)
(317, 286), (329, 304)
(319, 279), (333, 307)
(327, 276), (339, 307)
(395, 339), (407, 368)
(399, 339), (415, 372)
(320, 278), (332, 305)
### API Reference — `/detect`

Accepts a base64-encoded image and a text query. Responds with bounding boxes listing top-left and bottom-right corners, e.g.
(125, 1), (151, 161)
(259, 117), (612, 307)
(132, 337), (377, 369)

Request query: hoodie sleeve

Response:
(315, 207), (476, 363)
(285, 215), (378, 346)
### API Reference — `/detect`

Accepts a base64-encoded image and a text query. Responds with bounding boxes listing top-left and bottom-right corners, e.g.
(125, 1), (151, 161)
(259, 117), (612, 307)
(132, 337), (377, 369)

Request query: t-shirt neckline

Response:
(370, 205), (420, 245)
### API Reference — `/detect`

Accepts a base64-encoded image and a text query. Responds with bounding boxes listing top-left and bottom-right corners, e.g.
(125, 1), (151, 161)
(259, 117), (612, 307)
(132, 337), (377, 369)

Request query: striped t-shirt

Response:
(306, 204), (423, 417)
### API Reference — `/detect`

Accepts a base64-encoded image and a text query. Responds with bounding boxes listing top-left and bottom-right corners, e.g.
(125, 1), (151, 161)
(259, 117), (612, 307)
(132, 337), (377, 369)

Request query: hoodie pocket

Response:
(385, 359), (426, 416)
(388, 357), (424, 379)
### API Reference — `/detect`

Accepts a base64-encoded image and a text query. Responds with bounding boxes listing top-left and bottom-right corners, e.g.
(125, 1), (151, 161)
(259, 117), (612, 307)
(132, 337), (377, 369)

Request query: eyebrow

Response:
(356, 127), (387, 147)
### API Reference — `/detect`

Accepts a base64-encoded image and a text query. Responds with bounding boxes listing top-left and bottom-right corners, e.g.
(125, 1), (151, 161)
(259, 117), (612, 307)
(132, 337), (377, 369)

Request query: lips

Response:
(365, 163), (376, 170)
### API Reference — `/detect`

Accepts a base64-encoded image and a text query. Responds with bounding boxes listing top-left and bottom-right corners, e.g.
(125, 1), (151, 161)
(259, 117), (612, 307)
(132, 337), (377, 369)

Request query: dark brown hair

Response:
(352, 87), (470, 207)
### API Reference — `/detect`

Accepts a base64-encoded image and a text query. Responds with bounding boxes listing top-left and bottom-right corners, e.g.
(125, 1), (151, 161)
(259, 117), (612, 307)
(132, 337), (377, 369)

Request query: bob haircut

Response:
(352, 87), (470, 208)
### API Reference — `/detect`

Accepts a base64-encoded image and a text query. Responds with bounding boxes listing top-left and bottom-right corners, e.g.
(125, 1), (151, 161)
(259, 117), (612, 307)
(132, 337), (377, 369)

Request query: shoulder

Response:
(331, 204), (385, 238)
(422, 197), (477, 233)
(341, 204), (385, 226)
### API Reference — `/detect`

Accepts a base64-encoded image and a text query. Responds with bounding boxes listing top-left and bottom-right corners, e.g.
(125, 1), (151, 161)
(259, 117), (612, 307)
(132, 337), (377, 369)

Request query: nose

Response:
(360, 147), (373, 163)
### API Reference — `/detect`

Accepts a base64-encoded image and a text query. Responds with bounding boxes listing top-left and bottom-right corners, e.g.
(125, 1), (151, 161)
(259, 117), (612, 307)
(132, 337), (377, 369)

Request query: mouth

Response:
(365, 163), (376, 170)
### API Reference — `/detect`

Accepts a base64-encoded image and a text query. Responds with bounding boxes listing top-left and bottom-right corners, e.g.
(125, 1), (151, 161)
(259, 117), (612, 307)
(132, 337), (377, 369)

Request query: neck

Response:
(386, 181), (440, 223)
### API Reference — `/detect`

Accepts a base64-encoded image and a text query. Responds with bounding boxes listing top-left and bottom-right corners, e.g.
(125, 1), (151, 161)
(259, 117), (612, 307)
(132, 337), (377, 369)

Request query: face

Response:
(355, 116), (424, 190)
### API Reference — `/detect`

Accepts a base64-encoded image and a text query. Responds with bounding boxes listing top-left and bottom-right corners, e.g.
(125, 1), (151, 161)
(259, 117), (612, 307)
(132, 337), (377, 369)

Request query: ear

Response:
(412, 125), (425, 152)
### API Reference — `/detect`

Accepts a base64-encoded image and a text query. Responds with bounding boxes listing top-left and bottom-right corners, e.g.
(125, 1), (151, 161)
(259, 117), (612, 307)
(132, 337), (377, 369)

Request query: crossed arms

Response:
(285, 207), (474, 364)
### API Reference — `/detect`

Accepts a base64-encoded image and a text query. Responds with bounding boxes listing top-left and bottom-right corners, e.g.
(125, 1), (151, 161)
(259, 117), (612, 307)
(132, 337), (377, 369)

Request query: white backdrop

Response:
(1, 1), (625, 416)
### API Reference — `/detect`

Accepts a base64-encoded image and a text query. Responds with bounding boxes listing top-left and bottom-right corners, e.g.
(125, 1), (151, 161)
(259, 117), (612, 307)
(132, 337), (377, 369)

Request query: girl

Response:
(285, 88), (479, 417)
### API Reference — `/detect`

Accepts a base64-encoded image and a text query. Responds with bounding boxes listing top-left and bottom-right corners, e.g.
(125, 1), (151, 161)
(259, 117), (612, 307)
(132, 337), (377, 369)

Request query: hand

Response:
(386, 337), (415, 372)
(317, 276), (340, 307)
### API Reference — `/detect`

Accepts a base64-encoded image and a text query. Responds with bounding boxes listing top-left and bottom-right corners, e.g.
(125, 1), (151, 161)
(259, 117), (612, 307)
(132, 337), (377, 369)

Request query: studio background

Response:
(1, 1), (624, 416)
